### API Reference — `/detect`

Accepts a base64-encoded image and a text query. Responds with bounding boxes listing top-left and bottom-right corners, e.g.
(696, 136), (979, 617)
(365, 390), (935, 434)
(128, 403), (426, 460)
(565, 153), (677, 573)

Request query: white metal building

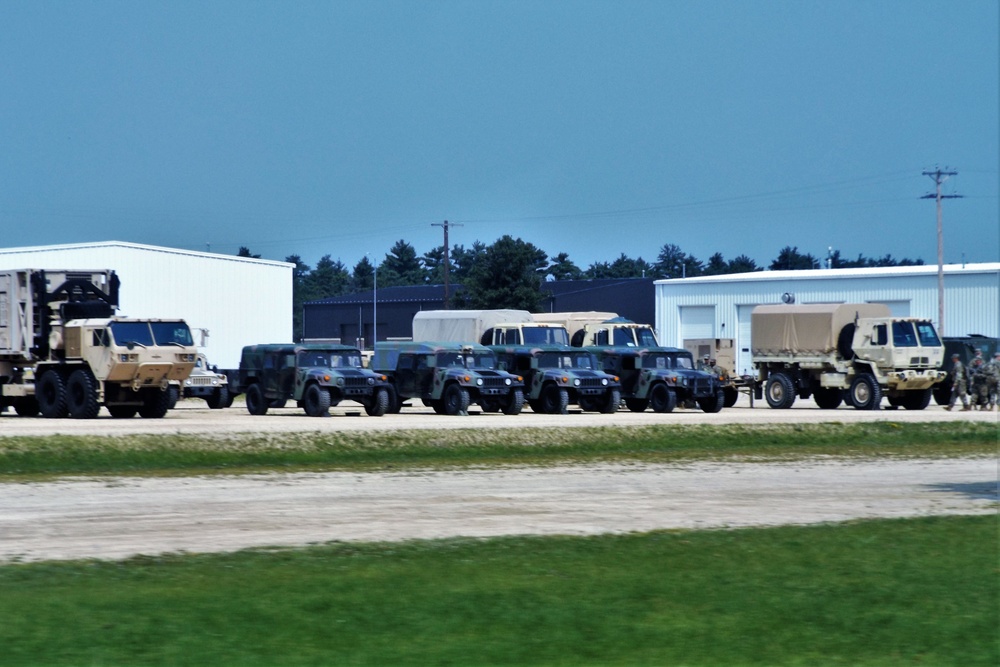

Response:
(0, 241), (293, 368)
(655, 263), (1000, 377)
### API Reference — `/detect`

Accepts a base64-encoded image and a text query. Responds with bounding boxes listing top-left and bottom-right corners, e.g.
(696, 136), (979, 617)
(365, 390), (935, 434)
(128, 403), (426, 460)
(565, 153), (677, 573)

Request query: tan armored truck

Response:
(0, 269), (197, 418)
(751, 303), (946, 410)
(532, 312), (659, 348)
(412, 309), (570, 346)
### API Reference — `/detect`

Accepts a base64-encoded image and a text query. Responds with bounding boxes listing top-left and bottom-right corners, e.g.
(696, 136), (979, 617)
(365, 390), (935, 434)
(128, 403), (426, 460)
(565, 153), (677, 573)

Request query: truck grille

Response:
(577, 378), (606, 389)
(909, 357), (932, 367)
(187, 376), (217, 387)
(343, 376), (369, 388)
(481, 376), (508, 389)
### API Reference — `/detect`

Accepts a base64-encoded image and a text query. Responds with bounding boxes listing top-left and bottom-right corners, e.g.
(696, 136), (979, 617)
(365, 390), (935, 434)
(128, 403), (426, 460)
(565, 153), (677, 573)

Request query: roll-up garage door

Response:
(737, 304), (757, 376)
(679, 306), (715, 342)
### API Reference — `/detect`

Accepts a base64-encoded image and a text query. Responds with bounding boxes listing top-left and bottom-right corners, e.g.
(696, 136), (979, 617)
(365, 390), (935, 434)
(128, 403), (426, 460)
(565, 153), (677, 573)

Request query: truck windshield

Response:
(642, 354), (671, 370)
(612, 328), (636, 346)
(537, 352), (595, 369)
(522, 327), (570, 346)
(892, 322), (919, 347)
(915, 322), (941, 347)
(635, 328), (658, 346)
(673, 355), (694, 370)
(466, 353), (496, 370)
(150, 322), (194, 346)
(436, 352), (467, 368)
(108, 321), (154, 347)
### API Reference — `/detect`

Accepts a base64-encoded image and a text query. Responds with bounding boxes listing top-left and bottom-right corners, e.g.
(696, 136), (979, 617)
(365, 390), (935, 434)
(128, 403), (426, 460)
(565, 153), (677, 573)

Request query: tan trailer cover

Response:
(531, 311), (618, 336)
(412, 309), (533, 343)
(751, 303), (890, 356)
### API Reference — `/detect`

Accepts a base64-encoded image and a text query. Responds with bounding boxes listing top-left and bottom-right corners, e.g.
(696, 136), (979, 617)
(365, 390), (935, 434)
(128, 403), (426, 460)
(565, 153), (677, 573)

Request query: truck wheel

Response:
(932, 384), (950, 406)
(479, 398), (502, 413)
(577, 397), (597, 412)
(624, 397), (649, 412)
(107, 405), (138, 418)
(723, 387), (739, 408)
(765, 373), (796, 409)
(66, 369), (101, 419)
(813, 387), (843, 410)
(539, 384), (569, 414)
(138, 389), (170, 418)
(13, 397), (39, 417)
(600, 388), (620, 413)
(698, 389), (725, 413)
(902, 388), (932, 410)
(365, 388), (389, 416)
(384, 385), (402, 414)
(205, 385), (229, 410)
(37, 371), (68, 418)
(442, 384), (471, 416)
(166, 385), (180, 410)
(849, 374), (882, 410)
(245, 384), (269, 415)
(303, 384), (331, 417)
(502, 388), (525, 415)
(649, 384), (676, 413)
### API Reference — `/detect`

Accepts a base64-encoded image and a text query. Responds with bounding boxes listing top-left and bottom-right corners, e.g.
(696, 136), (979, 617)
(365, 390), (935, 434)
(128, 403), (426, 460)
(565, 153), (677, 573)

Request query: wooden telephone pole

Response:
(921, 169), (962, 336)
(432, 220), (462, 309)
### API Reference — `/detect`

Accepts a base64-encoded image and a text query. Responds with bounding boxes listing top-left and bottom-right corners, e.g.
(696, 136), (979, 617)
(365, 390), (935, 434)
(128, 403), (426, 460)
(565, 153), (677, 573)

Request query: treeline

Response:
(237, 239), (923, 337)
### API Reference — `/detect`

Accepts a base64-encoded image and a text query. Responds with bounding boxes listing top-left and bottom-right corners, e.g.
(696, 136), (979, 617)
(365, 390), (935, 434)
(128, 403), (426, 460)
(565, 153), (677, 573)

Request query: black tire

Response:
(66, 369), (101, 419)
(698, 389), (725, 413)
(205, 385), (229, 410)
(649, 384), (677, 413)
(932, 384), (950, 406)
(385, 384), (402, 414)
(765, 373), (796, 409)
(441, 383), (471, 416)
(600, 388), (620, 414)
(224, 391), (236, 408)
(723, 387), (739, 408)
(837, 324), (856, 360)
(107, 405), (138, 418)
(901, 388), (932, 411)
(13, 397), (39, 417)
(364, 388), (389, 416)
(624, 397), (648, 412)
(303, 384), (331, 417)
(36, 371), (68, 418)
(269, 399), (288, 409)
(166, 384), (180, 410)
(502, 389), (524, 415)
(138, 389), (170, 418)
(813, 387), (844, 410)
(577, 397), (597, 412)
(245, 384), (269, 415)
(849, 374), (882, 410)
(479, 398), (502, 413)
(539, 384), (569, 414)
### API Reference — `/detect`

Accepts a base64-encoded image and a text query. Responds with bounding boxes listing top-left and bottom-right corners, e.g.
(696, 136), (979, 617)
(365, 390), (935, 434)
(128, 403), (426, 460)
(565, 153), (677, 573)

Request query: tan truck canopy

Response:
(751, 303), (891, 356)
(412, 309), (533, 343)
(531, 312), (619, 336)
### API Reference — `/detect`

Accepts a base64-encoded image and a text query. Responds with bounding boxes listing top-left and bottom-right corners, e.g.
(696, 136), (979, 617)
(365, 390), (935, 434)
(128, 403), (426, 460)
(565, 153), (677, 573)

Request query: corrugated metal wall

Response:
(655, 264), (1000, 376)
(0, 242), (293, 368)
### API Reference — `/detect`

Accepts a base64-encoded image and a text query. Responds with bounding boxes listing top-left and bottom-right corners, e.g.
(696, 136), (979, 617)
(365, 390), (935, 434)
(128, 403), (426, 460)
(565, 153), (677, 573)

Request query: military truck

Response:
(492, 345), (620, 414)
(370, 341), (525, 415)
(683, 338), (749, 408)
(412, 309), (570, 346)
(751, 304), (946, 410)
(0, 269), (196, 419)
(934, 335), (1000, 405)
(532, 312), (659, 348)
(229, 343), (390, 417)
(175, 354), (230, 409)
(592, 346), (724, 413)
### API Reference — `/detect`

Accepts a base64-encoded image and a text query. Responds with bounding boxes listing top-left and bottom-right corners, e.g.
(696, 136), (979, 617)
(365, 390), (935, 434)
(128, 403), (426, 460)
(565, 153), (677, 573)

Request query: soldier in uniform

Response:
(697, 354), (710, 371)
(969, 357), (990, 409)
(945, 353), (971, 411)
(988, 352), (1000, 411)
(708, 358), (726, 379)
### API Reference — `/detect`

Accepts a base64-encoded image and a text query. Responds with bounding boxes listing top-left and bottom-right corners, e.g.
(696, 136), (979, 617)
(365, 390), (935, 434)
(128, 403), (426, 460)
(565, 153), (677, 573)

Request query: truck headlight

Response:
(337, 377), (345, 387)
(367, 377), (375, 386)
(476, 378), (484, 386)
(573, 378), (581, 387)
(601, 378), (608, 386)
(504, 378), (512, 386)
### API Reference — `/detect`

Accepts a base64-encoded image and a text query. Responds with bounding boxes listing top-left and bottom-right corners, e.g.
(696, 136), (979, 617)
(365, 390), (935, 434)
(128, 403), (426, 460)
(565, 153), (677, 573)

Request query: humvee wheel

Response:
(245, 384), (269, 415)
(37, 371), (68, 419)
(649, 384), (676, 413)
(479, 398), (502, 413)
(624, 397), (649, 412)
(599, 388), (621, 413)
(723, 387), (739, 408)
(67, 369), (101, 419)
(364, 388), (389, 416)
(441, 384), (470, 416)
(502, 388), (525, 415)
(303, 384), (332, 417)
(205, 385), (229, 410)
(698, 389), (725, 413)
(539, 384), (569, 414)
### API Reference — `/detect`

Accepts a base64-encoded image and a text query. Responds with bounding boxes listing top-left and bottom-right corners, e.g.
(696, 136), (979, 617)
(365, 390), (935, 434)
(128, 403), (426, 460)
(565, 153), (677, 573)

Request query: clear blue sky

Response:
(2, 1), (997, 272)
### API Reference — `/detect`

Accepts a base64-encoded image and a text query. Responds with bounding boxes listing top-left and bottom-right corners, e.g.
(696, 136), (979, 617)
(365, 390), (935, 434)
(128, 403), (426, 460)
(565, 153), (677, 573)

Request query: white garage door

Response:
(737, 304), (757, 376)
(679, 306), (715, 341)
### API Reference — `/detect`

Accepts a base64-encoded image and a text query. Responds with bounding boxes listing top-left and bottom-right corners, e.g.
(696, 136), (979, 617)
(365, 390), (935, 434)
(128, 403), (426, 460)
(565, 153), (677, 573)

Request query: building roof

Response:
(654, 263), (1000, 285)
(0, 240), (294, 268)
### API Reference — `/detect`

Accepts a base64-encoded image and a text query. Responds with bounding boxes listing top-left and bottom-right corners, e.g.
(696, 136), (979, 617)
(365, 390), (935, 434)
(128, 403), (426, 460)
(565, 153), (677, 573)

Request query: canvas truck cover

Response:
(531, 312), (619, 336)
(412, 309), (533, 343)
(751, 303), (891, 356)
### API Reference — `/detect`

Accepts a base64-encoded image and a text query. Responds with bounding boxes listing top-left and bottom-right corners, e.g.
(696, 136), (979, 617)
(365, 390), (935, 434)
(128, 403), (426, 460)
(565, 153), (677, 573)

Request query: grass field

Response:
(0, 421), (995, 479)
(1, 515), (995, 666)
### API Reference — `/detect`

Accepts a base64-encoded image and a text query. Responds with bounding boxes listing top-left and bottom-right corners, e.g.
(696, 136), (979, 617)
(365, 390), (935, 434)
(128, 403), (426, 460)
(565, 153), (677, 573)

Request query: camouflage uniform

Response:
(945, 357), (970, 411)
(985, 354), (1000, 411)
(969, 358), (990, 409)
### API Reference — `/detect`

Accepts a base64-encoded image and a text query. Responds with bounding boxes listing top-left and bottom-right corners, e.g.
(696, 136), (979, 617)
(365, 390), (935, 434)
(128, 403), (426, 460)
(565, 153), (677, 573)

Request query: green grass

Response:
(1, 515), (995, 666)
(0, 422), (995, 479)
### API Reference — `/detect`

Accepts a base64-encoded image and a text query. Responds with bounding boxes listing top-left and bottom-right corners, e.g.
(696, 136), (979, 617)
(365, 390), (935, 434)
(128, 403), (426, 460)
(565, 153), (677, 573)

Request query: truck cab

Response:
(480, 323), (569, 346)
(491, 345), (620, 414)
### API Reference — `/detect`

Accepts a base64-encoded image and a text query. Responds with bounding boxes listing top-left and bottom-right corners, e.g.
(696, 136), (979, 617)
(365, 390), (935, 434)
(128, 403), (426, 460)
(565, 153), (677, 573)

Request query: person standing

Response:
(985, 352), (1000, 411)
(945, 353), (971, 411)
(969, 357), (990, 409)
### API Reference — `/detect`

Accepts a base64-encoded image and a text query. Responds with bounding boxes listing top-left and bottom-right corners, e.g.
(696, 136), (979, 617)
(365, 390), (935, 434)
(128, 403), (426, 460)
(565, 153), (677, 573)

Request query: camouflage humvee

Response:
(231, 343), (390, 417)
(370, 341), (524, 416)
(591, 346), (724, 413)
(491, 345), (620, 414)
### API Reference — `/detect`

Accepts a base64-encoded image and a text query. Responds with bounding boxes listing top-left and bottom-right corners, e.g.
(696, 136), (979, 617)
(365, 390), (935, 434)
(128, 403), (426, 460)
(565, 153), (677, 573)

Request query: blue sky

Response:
(2, 1), (997, 273)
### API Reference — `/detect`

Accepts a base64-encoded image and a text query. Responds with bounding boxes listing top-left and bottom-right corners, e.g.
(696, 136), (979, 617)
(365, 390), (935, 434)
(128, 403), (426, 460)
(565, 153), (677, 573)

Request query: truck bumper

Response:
(886, 370), (947, 390)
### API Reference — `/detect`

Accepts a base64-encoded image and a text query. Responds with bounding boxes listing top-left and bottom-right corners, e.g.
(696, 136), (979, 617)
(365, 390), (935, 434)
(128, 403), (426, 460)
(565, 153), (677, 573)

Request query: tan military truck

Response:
(412, 309), (570, 346)
(532, 312), (659, 348)
(0, 269), (197, 418)
(751, 303), (946, 410)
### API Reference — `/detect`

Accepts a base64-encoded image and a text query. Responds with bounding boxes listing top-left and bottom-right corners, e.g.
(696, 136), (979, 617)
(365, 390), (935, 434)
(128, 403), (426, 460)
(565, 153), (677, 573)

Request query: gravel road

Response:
(1, 395), (996, 563)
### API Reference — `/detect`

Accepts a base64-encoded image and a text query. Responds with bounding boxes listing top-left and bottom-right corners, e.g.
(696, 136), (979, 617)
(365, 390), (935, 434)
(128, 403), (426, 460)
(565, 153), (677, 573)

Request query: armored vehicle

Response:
(491, 345), (620, 414)
(532, 312), (659, 348)
(751, 304), (946, 410)
(0, 269), (196, 419)
(230, 343), (390, 417)
(933, 335), (999, 405)
(175, 354), (230, 409)
(371, 341), (525, 416)
(592, 346), (724, 413)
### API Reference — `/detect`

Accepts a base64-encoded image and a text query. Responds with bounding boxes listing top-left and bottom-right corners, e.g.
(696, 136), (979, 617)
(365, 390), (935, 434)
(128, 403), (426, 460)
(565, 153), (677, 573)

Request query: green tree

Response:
(306, 255), (351, 299)
(546, 252), (584, 280)
(450, 242), (487, 283)
(237, 246), (261, 259)
(352, 256), (375, 291)
(285, 254), (311, 341)
(770, 246), (819, 271)
(460, 236), (547, 310)
(422, 246), (446, 284)
(727, 254), (760, 273)
(380, 240), (427, 286)
(703, 252), (729, 276)
(654, 244), (703, 278)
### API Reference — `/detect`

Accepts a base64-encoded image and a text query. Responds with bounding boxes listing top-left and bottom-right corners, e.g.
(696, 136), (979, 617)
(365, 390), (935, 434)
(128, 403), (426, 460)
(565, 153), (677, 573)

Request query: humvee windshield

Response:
(522, 327), (570, 346)
(537, 351), (595, 370)
(466, 352), (496, 370)
(298, 351), (363, 368)
(642, 354), (672, 370)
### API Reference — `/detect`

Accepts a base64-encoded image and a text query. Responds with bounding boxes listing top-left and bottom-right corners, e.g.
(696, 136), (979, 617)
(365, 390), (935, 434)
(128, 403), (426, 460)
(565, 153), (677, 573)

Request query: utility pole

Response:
(432, 220), (462, 309)
(921, 168), (962, 336)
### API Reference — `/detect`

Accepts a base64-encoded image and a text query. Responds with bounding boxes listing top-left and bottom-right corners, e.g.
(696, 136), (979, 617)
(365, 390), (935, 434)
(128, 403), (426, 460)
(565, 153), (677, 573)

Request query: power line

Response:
(921, 168), (963, 335)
